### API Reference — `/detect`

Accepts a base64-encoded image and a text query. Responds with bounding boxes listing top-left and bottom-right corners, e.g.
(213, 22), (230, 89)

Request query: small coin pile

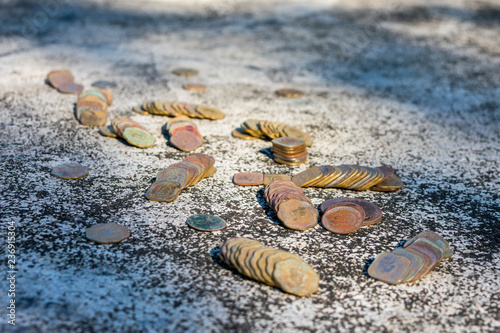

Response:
(272, 137), (307, 166)
(292, 165), (404, 191)
(133, 101), (224, 120)
(233, 119), (313, 146)
(275, 88), (304, 98)
(86, 223), (130, 244)
(186, 214), (226, 231)
(51, 163), (89, 179)
(111, 117), (155, 148)
(233, 173), (291, 186)
(146, 153), (216, 202)
(166, 116), (203, 152)
(320, 198), (382, 234)
(265, 180), (318, 231)
(76, 88), (112, 126)
(368, 231), (453, 285)
(220, 237), (319, 297)
(46, 69), (83, 94)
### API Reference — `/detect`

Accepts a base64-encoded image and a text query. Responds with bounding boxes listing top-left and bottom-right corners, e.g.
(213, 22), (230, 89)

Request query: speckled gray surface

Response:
(0, 0), (499, 332)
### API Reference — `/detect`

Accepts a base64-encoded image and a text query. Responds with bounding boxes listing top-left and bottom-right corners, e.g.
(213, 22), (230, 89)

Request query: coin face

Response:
(186, 214), (226, 231)
(371, 174), (404, 191)
(183, 83), (206, 92)
(292, 166), (323, 187)
(86, 223), (130, 244)
(263, 174), (291, 185)
(156, 168), (188, 188)
(368, 252), (412, 285)
(321, 205), (364, 234)
(320, 198), (382, 226)
(170, 131), (203, 152)
(276, 88), (305, 98)
(122, 127), (155, 148)
(172, 68), (198, 77)
(277, 200), (318, 231)
(233, 172), (264, 186)
(404, 230), (453, 258)
(51, 164), (89, 179)
(145, 181), (182, 202)
(91, 80), (117, 89)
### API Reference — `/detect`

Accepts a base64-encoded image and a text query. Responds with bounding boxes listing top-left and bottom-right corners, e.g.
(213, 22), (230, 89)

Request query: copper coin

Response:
(145, 181), (182, 202)
(377, 165), (395, 182)
(405, 238), (445, 273)
(58, 82), (84, 94)
(292, 166), (323, 187)
(233, 172), (264, 186)
(321, 205), (364, 234)
(272, 137), (306, 150)
(232, 128), (259, 140)
(184, 154), (211, 175)
(391, 248), (425, 283)
(183, 83), (206, 92)
(47, 69), (73, 87)
(172, 68), (198, 77)
(86, 223), (130, 244)
(404, 230), (453, 258)
(98, 125), (117, 138)
(276, 88), (304, 98)
(273, 156), (307, 166)
(276, 200), (318, 231)
(263, 174), (291, 185)
(168, 162), (199, 188)
(368, 252), (412, 285)
(79, 110), (106, 127)
(51, 164), (89, 179)
(372, 174), (404, 190)
(321, 198), (382, 226)
(156, 167), (188, 188)
(170, 131), (202, 152)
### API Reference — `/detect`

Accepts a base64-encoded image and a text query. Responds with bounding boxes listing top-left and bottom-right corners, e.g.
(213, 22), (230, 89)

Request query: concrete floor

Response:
(0, 0), (499, 332)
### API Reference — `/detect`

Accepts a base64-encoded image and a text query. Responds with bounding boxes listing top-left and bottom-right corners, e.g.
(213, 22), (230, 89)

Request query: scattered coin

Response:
(166, 117), (203, 152)
(292, 166), (323, 187)
(133, 100), (224, 120)
(98, 125), (117, 138)
(232, 128), (259, 140)
(186, 214), (226, 231)
(86, 223), (130, 244)
(371, 174), (405, 192)
(234, 119), (313, 146)
(107, 117), (155, 148)
(91, 80), (117, 89)
(321, 205), (365, 234)
(320, 198), (382, 226)
(145, 181), (182, 202)
(220, 237), (319, 296)
(51, 164), (89, 179)
(263, 174), (291, 185)
(233, 172), (264, 186)
(276, 88), (305, 98)
(172, 68), (199, 77)
(46, 69), (83, 94)
(183, 83), (206, 92)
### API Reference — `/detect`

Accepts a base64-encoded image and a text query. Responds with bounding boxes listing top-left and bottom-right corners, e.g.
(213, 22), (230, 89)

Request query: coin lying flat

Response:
(368, 252), (412, 285)
(122, 127), (155, 148)
(91, 80), (117, 89)
(320, 198), (382, 226)
(183, 83), (206, 92)
(145, 181), (182, 202)
(51, 164), (89, 179)
(276, 88), (304, 98)
(186, 214), (226, 231)
(321, 205), (365, 234)
(263, 174), (291, 185)
(172, 68), (198, 77)
(46, 69), (83, 94)
(86, 223), (130, 244)
(233, 172), (264, 186)
(98, 125), (117, 138)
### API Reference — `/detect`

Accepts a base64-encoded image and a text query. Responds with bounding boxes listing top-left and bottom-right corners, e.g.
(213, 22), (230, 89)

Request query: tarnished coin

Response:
(233, 172), (264, 186)
(156, 168), (188, 188)
(404, 230), (453, 258)
(282, 126), (312, 147)
(186, 214), (226, 231)
(368, 252), (412, 285)
(51, 164), (89, 179)
(91, 81), (117, 89)
(273, 258), (320, 297)
(58, 82), (84, 94)
(232, 128), (259, 140)
(122, 127), (155, 148)
(371, 174), (404, 191)
(170, 131), (203, 152)
(172, 68), (198, 77)
(196, 105), (225, 120)
(277, 200), (318, 231)
(183, 83), (206, 92)
(292, 166), (323, 187)
(145, 181), (182, 202)
(86, 223), (130, 244)
(98, 125), (117, 138)
(377, 165), (396, 182)
(405, 238), (445, 273)
(276, 88), (304, 98)
(263, 174), (291, 185)
(321, 198), (382, 226)
(392, 248), (425, 283)
(321, 205), (364, 234)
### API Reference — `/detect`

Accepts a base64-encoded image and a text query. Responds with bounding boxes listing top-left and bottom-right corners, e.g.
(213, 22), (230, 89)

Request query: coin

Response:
(91, 81), (117, 89)
(321, 205), (364, 234)
(292, 166), (323, 187)
(186, 214), (226, 231)
(51, 164), (89, 179)
(58, 82), (84, 94)
(232, 128), (259, 140)
(371, 174), (404, 191)
(404, 230), (453, 258)
(368, 252), (412, 285)
(233, 172), (264, 186)
(263, 174), (291, 185)
(145, 181), (182, 202)
(276, 88), (305, 98)
(183, 83), (206, 92)
(98, 125), (117, 138)
(276, 200), (318, 231)
(196, 105), (225, 120)
(405, 238), (445, 273)
(172, 68), (198, 77)
(391, 248), (425, 283)
(86, 223), (130, 244)
(156, 168), (188, 188)
(170, 131), (203, 152)
(321, 198), (382, 226)
(122, 127), (155, 148)
(78, 110), (107, 127)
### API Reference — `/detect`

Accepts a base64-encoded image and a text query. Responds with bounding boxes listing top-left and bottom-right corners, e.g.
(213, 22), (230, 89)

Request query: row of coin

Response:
(265, 179), (318, 231)
(292, 165), (404, 191)
(106, 117), (156, 148)
(166, 116), (203, 152)
(220, 237), (319, 297)
(76, 88), (113, 126)
(320, 198), (382, 234)
(46, 69), (83, 94)
(133, 100), (225, 120)
(233, 172), (291, 186)
(233, 119), (313, 146)
(145, 153), (216, 202)
(368, 231), (453, 285)
(272, 137), (307, 166)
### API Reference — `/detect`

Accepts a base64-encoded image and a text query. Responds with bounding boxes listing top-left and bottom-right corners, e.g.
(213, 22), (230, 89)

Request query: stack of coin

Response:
(292, 165), (404, 191)
(146, 153), (216, 202)
(111, 117), (155, 148)
(264, 180), (318, 231)
(368, 231), (453, 285)
(220, 237), (319, 297)
(133, 101), (224, 120)
(272, 137), (307, 166)
(233, 119), (313, 146)
(320, 198), (382, 234)
(46, 69), (83, 94)
(166, 116), (203, 152)
(76, 88), (112, 126)
(232, 173), (291, 186)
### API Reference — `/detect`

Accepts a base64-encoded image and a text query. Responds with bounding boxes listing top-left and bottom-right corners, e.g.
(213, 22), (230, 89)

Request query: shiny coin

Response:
(368, 252), (412, 285)
(233, 172), (264, 186)
(86, 223), (130, 244)
(321, 205), (364, 234)
(91, 80), (117, 89)
(276, 88), (304, 98)
(321, 198), (382, 226)
(51, 164), (89, 179)
(183, 83), (206, 92)
(371, 174), (404, 191)
(186, 214), (226, 231)
(391, 248), (425, 283)
(98, 125), (117, 138)
(292, 166), (323, 187)
(145, 181), (182, 202)
(272, 137), (305, 150)
(172, 68), (198, 77)
(122, 127), (155, 148)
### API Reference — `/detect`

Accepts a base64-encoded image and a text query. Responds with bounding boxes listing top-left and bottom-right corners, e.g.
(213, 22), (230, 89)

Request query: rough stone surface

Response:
(0, 0), (499, 332)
